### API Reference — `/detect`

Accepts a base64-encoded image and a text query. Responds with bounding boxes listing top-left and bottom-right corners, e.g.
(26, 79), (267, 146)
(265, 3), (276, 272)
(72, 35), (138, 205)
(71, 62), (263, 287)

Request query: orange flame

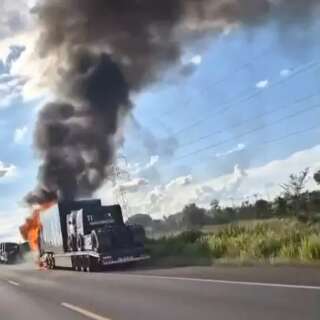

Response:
(20, 202), (55, 251)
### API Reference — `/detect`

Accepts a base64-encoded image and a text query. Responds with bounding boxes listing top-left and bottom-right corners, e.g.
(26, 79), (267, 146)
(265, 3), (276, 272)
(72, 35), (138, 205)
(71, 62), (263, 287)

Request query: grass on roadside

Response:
(145, 219), (320, 267)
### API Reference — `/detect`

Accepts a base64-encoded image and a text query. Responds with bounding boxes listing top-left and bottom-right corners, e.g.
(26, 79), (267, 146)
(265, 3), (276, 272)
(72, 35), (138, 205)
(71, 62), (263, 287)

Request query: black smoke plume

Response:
(26, 0), (319, 205)
(26, 50), (131, 204)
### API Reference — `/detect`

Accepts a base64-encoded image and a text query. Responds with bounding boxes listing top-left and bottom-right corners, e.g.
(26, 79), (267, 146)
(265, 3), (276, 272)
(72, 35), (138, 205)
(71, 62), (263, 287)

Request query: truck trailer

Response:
(39, 199), (149, 271)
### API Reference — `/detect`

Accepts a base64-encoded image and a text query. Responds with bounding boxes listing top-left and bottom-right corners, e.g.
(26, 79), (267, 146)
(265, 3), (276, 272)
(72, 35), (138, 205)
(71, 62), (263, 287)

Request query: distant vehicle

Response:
(0, 242), (21, 264)
(39, 199), (149, 271)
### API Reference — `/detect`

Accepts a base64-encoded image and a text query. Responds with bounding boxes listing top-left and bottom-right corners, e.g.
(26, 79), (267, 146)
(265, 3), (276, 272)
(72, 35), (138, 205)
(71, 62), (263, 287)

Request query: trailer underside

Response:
(41, 251), (150, 271)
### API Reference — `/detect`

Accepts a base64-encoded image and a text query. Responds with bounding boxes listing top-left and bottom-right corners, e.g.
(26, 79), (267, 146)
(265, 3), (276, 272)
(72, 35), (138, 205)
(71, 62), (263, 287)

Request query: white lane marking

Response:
(114, 273), (320, 291)
(61, 302), (111, 320)
(8, 280), (20, 287)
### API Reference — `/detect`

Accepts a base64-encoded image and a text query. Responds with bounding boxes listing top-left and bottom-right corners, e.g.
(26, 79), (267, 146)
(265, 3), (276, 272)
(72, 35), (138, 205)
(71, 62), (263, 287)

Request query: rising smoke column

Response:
(26, 0), (319, 205)
(26, 50), (131, 204)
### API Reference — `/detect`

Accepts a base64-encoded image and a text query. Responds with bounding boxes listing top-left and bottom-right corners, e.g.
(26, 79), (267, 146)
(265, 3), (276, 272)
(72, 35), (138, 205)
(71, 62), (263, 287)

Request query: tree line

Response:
(127, 168), (320, 234)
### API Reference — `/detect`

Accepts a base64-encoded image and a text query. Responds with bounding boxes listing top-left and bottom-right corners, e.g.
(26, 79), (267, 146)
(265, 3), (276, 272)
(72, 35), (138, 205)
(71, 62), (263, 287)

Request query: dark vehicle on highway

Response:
(0, 242), (21, 264)
(39, 199), (149, 271)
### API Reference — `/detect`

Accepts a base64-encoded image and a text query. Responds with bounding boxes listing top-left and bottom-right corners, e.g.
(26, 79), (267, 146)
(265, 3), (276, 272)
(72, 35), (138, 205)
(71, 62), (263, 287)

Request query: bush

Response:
(207, 236), (227, 258)
(177, 230), (203, 243)
(147, 219), (320, 264)
(299, 235), (320, 260)
(181, 242), (209, 257)
(248, 236), (282, 259)
(279, 243), (299, 259)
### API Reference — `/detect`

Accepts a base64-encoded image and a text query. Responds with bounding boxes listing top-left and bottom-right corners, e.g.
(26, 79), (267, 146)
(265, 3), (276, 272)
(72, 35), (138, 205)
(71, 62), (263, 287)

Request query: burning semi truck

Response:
(38, 199), (149, 271)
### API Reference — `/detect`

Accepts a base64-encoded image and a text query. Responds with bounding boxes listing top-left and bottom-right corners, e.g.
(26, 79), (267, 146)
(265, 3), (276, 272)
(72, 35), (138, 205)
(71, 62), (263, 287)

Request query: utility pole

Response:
(110, 155), (131, 220)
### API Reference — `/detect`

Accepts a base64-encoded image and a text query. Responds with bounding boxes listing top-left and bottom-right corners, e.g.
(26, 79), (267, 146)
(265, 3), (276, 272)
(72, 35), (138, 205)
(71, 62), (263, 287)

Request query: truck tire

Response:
(84, 256), (92, 272)
(89, 256), (101, 272)
(51, 256), (56, 269)
(47, 254), (55, 270)
(78, 256), (84, 272)
(44, 254), (50, 269)
(71, 256), (76, 271)
(74, 257), (80, 271)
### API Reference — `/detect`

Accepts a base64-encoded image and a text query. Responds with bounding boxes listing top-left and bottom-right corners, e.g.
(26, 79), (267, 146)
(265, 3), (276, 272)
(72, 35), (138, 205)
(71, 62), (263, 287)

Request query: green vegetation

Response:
(129, 169), (320, 239)
(146, 219), (320, 266)
(135, 168), (320, 266)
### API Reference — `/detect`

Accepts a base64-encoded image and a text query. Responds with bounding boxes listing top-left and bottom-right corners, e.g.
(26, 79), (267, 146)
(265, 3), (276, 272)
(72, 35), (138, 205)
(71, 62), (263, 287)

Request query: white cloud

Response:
(104, 144), (320, 218)
(148, 186), (166, 210)
(0, 215), (21, 242)
(0, 73), (27, 108)
(194, 164), (247, 206)
(0, 41), (31, 109)
(14, 125), (28, 143)
(0, 206), (28, 242)
(127, 155), (159, 175)
(0, 90), (20, 107)
(0, 1), (46, 104)
(9, 30), (52, 102)
(237, 146), (320, 200)
(215, 143), (246, 158)
(256, 79), (269, 89)
(179, 54), (203, 75)
(0, 161), (16, 179)
(137, 175), (194, 215)
(116, 178), (149, 193)
(280, 69), (291, 77)
(145, 155), (159, 169)
(166, 175), (193, 190)
(194, 146), (320, 207)
(190, 55), (202, 65)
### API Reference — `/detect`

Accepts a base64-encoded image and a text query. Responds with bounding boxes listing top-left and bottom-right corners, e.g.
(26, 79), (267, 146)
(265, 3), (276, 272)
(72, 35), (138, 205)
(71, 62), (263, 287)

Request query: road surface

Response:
(0, 264), (319, 320)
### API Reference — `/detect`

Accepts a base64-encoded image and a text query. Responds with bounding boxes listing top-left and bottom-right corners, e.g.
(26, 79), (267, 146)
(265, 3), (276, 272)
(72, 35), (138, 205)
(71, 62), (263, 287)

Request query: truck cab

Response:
(67, 205), (146, 257)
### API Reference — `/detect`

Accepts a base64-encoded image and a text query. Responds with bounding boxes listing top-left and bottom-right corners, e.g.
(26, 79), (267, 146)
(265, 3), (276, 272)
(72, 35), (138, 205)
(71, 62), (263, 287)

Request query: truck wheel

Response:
(89, 256), (100, 272)
(84, 256), (91, 272)
(50, 256), (56, 269)
(74, 257), (80, 271)
(71, 257), (75, 270)
(47, 254), (55, 269)
(79, 256), (85, 272)
(44, 255), (50, 269)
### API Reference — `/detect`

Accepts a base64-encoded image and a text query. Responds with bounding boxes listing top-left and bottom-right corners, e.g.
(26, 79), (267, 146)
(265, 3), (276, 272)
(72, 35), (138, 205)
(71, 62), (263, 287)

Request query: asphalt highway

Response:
(0, 264), (319, 320)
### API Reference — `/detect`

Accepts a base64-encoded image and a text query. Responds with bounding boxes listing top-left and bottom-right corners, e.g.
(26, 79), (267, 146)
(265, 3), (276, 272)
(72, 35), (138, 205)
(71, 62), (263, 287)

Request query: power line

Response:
(159, 122), (320, 175)
(178, 93), (319, 149)
(149, 46), (275, 122)
(171, 60), (320, 137)
(148, 43), (320, 125)
(175, 102), (320, 161)
(260, 124), (320, 146)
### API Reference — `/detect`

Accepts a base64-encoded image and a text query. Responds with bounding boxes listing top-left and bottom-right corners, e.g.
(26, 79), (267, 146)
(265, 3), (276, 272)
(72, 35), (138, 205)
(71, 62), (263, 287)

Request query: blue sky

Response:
(0, 2), (320, 241)
(125, 20), (320, 180)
